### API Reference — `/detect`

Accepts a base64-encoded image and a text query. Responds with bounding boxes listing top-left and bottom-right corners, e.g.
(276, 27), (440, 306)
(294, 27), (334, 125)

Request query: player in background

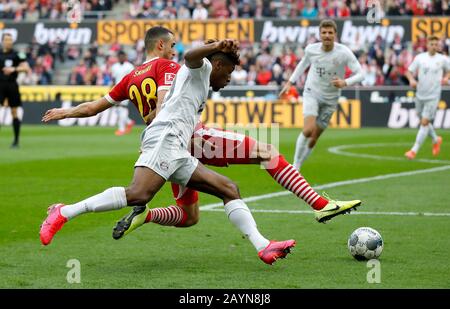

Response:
(404, 35), (450, 160)
(41, 35), (296, 265)
(279, 19), (364, 170)
(0, 33), (30, 148)
(111, 50), (135, 136)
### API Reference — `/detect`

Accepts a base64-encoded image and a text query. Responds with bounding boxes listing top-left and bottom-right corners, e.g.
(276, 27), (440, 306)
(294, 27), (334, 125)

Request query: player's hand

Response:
(331, 77), (347, 88)
(42, 108), (67, 122)
(409, 79), (418, 88)
(2, 67), (15, 75)
(279, 81), (292, 97)
(217, 39), (239, 54)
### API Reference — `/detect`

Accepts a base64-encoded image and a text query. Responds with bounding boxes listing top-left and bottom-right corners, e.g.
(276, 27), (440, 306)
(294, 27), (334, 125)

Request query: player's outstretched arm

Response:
(184, 39), (239, 69)
(442, 67), (450, 85)
(279, 48), (311, 97)
(341, 49), (364, 88)
(42, 97), (112, 122)
(279, 81), (293, 97)
(405, 70), (417, 88)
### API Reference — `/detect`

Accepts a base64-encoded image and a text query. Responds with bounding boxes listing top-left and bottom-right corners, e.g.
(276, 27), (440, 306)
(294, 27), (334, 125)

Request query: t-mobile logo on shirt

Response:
(316, 67), (326, 77)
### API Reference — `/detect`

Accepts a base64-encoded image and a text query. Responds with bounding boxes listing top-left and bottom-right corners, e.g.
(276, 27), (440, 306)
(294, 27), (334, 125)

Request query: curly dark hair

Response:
(205, 39), (240, 66)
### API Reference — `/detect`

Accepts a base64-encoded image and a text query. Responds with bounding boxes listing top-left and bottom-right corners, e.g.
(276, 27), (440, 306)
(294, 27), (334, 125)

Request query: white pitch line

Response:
(328, 143), (450, 164)
(204, 208), (450, 217)
(200, 163), (450, 212)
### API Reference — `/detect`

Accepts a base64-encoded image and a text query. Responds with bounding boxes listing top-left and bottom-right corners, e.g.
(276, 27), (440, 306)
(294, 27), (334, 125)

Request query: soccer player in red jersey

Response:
(43, 27), (179, 128)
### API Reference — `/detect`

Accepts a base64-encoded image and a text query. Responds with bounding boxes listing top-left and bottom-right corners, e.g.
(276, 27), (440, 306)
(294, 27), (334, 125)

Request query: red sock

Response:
(145, 205), (188, 226)
(265, 155), (328, 210)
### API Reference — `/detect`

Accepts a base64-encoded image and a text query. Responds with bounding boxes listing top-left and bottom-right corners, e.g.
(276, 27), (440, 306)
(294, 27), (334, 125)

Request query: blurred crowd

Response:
(0, 0), (115, 21)
(126, 0), (450, 20)
(234, 35), (449, 89)
(1, 0), (450, 20)
(15, 32), (450, 89)
(4, 0), (449, 87)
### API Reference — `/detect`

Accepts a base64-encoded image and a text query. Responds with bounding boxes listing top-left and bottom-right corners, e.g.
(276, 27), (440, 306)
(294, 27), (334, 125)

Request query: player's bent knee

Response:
(257, 142), (279, 161)
(125, 187), (155, 205)
(178, 202), (200, 227)
(222, 181), (241, 200)
(421, 118), (430, 126)
(183, 214), (200, 227)
(266, 143), (280, 158)
(303, 129), (313, 138)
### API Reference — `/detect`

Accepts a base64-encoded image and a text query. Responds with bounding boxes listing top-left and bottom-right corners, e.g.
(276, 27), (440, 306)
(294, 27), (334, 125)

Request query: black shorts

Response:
(0, 82), (22, 107)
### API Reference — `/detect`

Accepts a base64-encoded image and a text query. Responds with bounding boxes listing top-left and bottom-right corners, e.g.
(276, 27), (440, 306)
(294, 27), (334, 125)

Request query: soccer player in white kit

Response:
(110, 50), (135, 136)
(279, 19), (364, 170)
(404, 35), (450, 160)
(40, 38), (296, 265)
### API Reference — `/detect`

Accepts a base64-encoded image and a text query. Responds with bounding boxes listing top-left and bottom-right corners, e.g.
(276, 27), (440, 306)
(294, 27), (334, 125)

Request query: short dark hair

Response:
(118, 50), (126, 56)
(427, 35), (440, 42)
(1, 32), (13, 41)
(144, 26), (173, 53)
(208, 51), (240, 66)
(319, 19), (338, 33)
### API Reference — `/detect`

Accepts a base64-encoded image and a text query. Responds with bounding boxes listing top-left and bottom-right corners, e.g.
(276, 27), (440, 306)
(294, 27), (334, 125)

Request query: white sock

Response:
(428, 124), (438, 144)
(60, 187), (128, 220)
(412, 125), (429, 153)
(117, 107), (128, 131)
(298, 146), (313, 168)
(224, 199), (270, 251)
(293, 133), (309, 169)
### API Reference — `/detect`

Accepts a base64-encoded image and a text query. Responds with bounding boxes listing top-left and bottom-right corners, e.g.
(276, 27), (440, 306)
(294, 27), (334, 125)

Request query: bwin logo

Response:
(388, 102), (450, 129)
(260, 21), (319, 44)
(33, 22), (92, 45)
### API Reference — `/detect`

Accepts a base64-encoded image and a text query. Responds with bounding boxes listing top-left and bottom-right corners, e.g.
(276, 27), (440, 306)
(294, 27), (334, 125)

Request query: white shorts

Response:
(302, 92), (337, 129)
(116, 100), (130, 107)
(135, 129), (199, 186)
(415, 98), (439, 120)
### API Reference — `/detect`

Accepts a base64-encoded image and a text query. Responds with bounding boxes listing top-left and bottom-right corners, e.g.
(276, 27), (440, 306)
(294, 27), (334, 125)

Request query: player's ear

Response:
(157, 39), (164, 51)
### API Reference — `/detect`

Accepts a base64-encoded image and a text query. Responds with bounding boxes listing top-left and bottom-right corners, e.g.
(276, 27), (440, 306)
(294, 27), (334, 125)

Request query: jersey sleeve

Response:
(289, 46), (311, 83)
(408, 56), (419, 74)
(156, 60), (180, 92)
(104, 73), (130, 105)
(344, 47), (364, 86)
(444, 56), (450, 72)
(187, 58), (212, 80)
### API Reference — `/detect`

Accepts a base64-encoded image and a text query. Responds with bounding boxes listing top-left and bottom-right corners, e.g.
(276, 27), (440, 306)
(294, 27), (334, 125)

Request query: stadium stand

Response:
(4, 0), (450, 86)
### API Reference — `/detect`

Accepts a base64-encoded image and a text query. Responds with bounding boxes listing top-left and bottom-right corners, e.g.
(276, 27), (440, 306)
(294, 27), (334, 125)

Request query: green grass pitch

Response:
(0, 125), (449, 288)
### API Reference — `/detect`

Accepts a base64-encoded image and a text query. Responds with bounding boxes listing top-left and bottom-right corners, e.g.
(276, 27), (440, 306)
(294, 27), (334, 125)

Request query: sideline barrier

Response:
(2, 86), (448, 129)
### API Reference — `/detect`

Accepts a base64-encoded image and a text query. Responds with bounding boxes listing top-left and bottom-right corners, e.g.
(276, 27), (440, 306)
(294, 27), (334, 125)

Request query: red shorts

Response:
(171, 183), (199, 207)
(191, 122), (257, 167)
(171, 122), (257, 206)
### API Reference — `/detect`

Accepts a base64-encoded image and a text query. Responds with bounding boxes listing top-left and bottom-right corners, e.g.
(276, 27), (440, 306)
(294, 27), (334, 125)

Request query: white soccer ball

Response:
(347, 227), (383, 261)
